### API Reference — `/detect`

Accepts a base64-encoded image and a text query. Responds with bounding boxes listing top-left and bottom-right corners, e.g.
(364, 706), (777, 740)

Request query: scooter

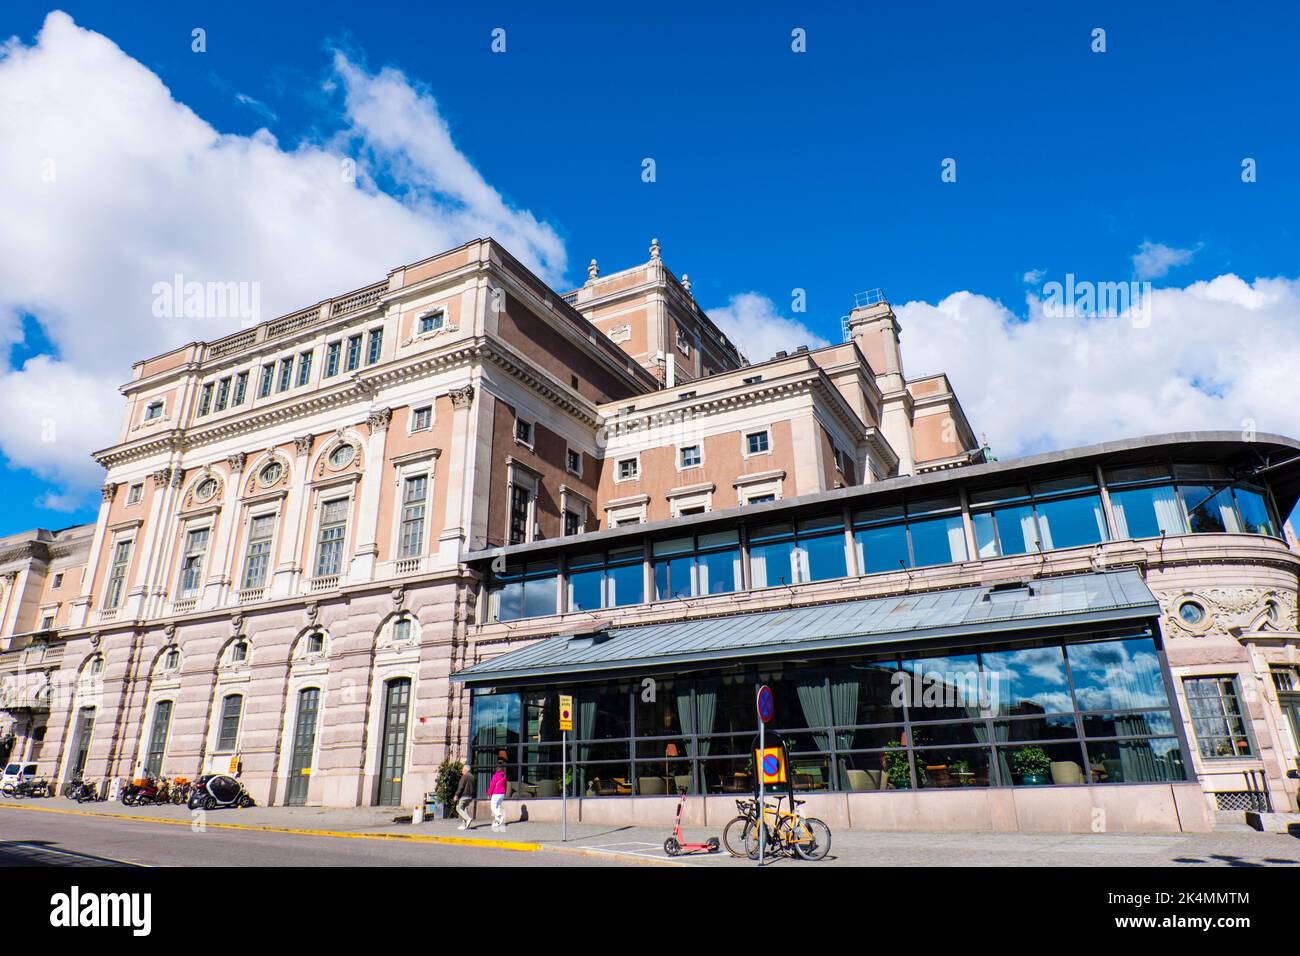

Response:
(662, 788), (720, 856)
(187, 773), (255, 810)
(120, 774), (165, 806)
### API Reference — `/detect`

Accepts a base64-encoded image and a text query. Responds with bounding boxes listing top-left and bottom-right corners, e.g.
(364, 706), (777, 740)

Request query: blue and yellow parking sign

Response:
(756, 746), (786, 785)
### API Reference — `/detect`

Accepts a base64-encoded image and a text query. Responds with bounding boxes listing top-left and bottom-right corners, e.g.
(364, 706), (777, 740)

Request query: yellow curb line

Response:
(0, 802), (539, 853)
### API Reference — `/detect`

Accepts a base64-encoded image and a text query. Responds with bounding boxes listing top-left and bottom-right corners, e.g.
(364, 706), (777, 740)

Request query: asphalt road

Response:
(0, 810), (617, 867)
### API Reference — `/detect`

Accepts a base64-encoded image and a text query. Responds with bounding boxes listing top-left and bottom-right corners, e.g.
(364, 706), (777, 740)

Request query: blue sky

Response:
(2, 2), (1299, 534)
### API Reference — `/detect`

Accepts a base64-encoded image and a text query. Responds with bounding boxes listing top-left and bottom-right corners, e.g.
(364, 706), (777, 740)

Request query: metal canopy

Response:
(452, 569), (1160, 686)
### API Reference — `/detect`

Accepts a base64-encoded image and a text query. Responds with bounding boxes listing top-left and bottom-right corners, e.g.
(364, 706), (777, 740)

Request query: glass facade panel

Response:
(855, 523), (910, 574)
(1067, 637), (1170, 711)
(1109, 485), (1188, 538)
(1086, 738), (1186, 783)
(1035, 494), (1108, 549)
(910, 514), (968, 566)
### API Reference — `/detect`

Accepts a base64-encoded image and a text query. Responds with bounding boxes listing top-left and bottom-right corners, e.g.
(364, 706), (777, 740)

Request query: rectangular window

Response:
(198, 383), (213, 417)
(324, 341), (341, 377)
(855, 500), (967, 574)
(258, 362), (275, 398)
(214, 377), (231, 412)
(566, 448), (581, 475)
(345, 334), (362, 372)
(617, 458), (639, 480)
(515, 418), (533, 445)
(52, 572), (64, 589)
(144, 401), (164, 421)
(410, 405), (432, 431)
(104, 539), (132, 610)
(418, 310), (445, 334)
(296, 350), (313, 387)
(366, 328), (383, 364)
(314, 498), (349, 578)
(177, 527), (210, 598)
(1183, 676), (1254, 759)
(277, 357), (293, 392)
(232, 371), (248, 406)
(398, 475), (428, 558)
(215, 695), (243, 752)
(126, 483), (144, 505)
(746, 430), (770, 455)
(564, 509), (582, 536)
(241, 514), (276, 590)
(972, 479), (1106, 557)
(509, 483), (533, 545)
(679, 445), (702, 468)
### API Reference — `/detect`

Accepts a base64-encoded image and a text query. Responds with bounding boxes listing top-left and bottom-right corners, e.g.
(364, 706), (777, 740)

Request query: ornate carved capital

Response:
(448, 385), (475, 410)
(367, 407), (393, 431)
(100, 482), (118, 502)
(227, 452), (247, 473)
(149, 467), (172, 488)
(294, 434), (314, 457)
(169, 469), (185, 489)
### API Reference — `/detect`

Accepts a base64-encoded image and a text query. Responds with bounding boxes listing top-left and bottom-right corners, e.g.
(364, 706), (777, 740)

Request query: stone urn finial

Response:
(681, 273), (692, 294)
(649, 237), (661, 261)
(587, 259), (599, 283)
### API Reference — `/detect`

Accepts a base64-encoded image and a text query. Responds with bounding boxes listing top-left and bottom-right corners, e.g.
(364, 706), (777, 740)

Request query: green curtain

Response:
(695, 684), (717, 758)
(796, 678), (832, 752)
(830, 674), (859, 786)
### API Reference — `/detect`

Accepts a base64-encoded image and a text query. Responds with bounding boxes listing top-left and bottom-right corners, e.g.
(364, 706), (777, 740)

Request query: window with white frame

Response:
(214, 377), (231, 412)
(198, 383), (213, 416)
(277, 357), (293, 392)
(365, 327), (383, 364)
(679, 444), (703, 469)
(296, 349), (313, 387)
(233, 371), (248, 405)
(745, 430), (771, 456)
(214, 693), (244, 752)
(392, 616), (413, 644)
(670, 490), (712, 518)
(508, 471), (538, 545)
(314, 498), (349, 578)
(258, 362), (275, 398)
(177, 527), (210, 599)
(345, 334), (362, 372)
(418, 310), (445, 334)
(514, 417), (533, 446)
(241, 513), (276, 590)
(411, 405), (433, 432)
(676, 329), (692, 355)
(103, 538), (132, 610)
(617, 457), (640, 481)
(144, 400), (164, 421)
(324, 341), (341, 378)
(565, 447), (582, 476)
(126, 483), (144, 505)
(398, 475), (429, 558)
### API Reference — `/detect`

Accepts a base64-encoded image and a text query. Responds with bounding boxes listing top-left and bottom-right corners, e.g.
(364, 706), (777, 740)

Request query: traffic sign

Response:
(756, 684), (774, 724)
(559, 694), (574, 733)
(755, 746), (786, 785)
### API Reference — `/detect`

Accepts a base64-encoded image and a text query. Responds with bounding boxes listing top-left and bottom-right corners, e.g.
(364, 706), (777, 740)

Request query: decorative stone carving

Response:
(682, 273), (692, 294)
(101, 482), (118, 502)
(1157, 586), (1299, 638)
(294, 434), (314, 457)
(449, 385), (475, 409)
(649, 237), (661, 261)
(391, 586), (406, 610)
(304, 601), (319, 626)
(227, 452), (247, 473)
(354, 378), (377, 399)
(230, 611), (244, 634)
(367, 407), (393, 431)
(150, 468), (172, 488)
(163, 622), (175, 639)
(170, 469), (185, 489)
(587, 259), (599, 283)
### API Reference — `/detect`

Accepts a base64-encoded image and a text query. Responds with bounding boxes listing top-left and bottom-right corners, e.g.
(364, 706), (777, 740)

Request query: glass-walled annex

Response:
(468, 626), (1190, 799)
(487, 462), (1281, 623)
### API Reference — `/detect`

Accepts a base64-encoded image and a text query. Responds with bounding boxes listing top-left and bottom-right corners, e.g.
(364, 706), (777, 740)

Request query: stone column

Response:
(272, 434), (314, 597)
(205, 453), (246, 607)
(439, 385), (478, 560)
(68, 483), (118, 628)
(350, 408), (392, 581)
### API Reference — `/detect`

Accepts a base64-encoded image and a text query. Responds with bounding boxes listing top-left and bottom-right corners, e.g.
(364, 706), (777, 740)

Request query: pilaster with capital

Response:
(352, 410), (393, 579)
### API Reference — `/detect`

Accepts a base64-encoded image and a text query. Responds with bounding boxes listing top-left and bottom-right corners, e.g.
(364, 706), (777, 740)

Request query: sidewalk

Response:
(3, 797), (1298, 866)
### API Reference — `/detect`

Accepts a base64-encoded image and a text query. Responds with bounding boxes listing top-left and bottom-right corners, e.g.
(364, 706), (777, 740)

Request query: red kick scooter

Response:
(663, 788), (721, 856)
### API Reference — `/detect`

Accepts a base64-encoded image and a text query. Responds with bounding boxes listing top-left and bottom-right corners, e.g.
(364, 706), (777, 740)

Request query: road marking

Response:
(0, 802), (540, 853)
(0, 840), (150, 867)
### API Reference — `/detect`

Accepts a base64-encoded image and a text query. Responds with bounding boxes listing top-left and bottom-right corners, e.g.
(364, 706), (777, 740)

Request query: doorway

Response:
(286, 687), (320, 806)
(376, 678), (411, 806)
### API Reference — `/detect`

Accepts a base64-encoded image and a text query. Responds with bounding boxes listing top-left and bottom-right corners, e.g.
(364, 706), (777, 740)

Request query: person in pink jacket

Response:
(487, 760), (508, 831)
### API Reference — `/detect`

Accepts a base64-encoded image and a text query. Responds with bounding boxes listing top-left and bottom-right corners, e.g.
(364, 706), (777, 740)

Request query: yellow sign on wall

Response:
(559, 694), (574, 733)
(755, 747), (787, 785)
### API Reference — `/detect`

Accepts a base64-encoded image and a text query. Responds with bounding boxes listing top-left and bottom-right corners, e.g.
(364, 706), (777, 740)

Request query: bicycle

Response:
(722, 797), (759, 857)
(743, 794), (832, 861)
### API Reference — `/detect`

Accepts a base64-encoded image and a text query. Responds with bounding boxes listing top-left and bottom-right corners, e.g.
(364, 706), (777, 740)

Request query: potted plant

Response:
(949, 757), (973, 784)
(431, 758), (464, 819)
(884, 742), (926, 789)
(1012, 746), (1050, 785)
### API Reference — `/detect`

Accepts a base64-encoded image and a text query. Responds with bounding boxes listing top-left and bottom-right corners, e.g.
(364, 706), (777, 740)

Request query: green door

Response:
(144, 701), (171, 777)
(286, 688), (320, 806)
(377, 678), (411, 806)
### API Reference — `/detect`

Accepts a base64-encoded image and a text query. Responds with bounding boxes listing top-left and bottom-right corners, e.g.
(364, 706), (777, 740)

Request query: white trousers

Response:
(490, 793), (505, 826)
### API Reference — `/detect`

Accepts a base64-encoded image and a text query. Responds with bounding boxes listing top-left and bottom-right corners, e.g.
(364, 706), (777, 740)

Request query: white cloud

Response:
(707, 293), (830, 365)
(1132, 241), (1198, 280)
(0, 12), (565, 508)
(1022, 269), (1045, 285)
(896, 275), (1300, 460)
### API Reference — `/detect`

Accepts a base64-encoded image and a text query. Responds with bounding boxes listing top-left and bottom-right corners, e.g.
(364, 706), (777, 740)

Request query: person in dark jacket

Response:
(453, 759), (476, 829)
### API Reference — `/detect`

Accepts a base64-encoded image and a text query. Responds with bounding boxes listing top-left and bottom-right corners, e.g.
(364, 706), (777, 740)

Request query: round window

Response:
(328, 444), (355, 469)
(194, 478), (218, 502)
(1178, 600), (1206, 626)
(258, 461), (283, 486)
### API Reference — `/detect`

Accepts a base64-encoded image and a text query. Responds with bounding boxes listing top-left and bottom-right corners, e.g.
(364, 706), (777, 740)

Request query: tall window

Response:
(366, 328), (383, 364)
(241, 514), (276, 590)
(144, 700), (172, 777)
(399, 475), (428, 558)
(103, 539), (132, 610)
(1183, 676), (1254, 759)
(324, 341), (341, 377)
(314, 499), (349, 577)
(197, 383), (213, 416)
(277, 357), (293, 392)
(509, 482), (533, 545)
(258, 362), (275, 398)
(345, 334), (363, 372)
(232, 370), (248, 406)
(177, 528), (210, 598)
(214, 377), (231, 412)
(296, 350), (313, 386)
(215, 694), (244, 752)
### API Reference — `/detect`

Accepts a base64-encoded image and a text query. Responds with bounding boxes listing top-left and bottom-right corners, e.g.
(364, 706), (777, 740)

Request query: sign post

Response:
(559, 694), (574, 843)
(755, 684), (774, 865)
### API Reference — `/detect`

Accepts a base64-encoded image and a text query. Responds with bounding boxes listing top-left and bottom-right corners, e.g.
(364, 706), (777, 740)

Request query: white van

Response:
(0, 762), (39, 793)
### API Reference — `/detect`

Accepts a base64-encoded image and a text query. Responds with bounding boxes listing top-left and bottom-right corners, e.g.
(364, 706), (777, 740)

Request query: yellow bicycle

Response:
(743, 795), (832, 861)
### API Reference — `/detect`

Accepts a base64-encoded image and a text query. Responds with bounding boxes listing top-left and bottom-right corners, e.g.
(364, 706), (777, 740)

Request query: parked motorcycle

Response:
(187, 773), (255, 810)
(170, 778), (193, 805)
(7, 777), (53, 798)
(68, 776), (101, 803)
(119, 773), (165, 806)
